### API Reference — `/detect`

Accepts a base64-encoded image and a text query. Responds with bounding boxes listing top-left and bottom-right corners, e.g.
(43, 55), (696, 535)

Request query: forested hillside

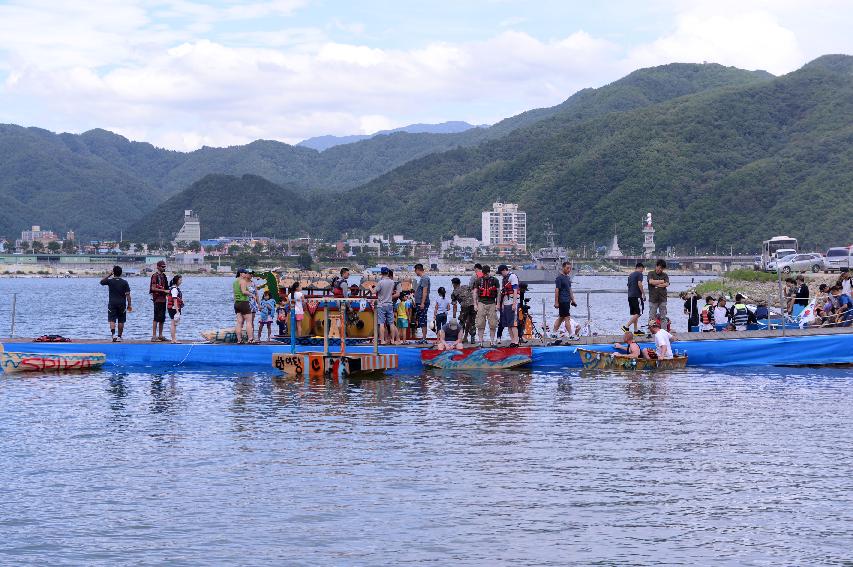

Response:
(315, 55), (853, 251)
(130, 62), (777, 244)
(0, 60), (770, 239)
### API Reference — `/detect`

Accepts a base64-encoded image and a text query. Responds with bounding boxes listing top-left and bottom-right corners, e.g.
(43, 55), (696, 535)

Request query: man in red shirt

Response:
(150, 260), (169, 341)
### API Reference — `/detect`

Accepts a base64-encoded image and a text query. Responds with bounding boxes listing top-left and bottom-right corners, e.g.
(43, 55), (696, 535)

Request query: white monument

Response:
(642, 212), (656, 258)
(606, 234), (623, 258)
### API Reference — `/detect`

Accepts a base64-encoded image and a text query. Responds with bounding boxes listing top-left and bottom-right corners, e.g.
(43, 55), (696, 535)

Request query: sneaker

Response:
(633, 330), (645, 337)
(112, 336), (118, 342)
(115, 336), (122, 342)
(620, 325), (629, 333)
(508, 343), (519, 348)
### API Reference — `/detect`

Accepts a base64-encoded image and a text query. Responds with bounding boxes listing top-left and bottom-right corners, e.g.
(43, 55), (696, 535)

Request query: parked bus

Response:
(761, 236), (798, 271)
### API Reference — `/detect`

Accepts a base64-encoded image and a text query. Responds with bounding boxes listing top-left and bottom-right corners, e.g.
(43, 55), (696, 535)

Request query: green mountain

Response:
(131, 61), (777, 244)
(130, 174), (312, 242)
(315, 56), (853, 252)
(0, 59), (772, 240)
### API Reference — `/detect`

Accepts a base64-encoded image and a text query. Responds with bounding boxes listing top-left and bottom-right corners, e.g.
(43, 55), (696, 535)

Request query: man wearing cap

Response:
(643, 320), (673, 360)
(497, 264), (520, 347)
(375, 267), (398, 345)
(149, 260), (169, 341)
(436, 319), (464, 351)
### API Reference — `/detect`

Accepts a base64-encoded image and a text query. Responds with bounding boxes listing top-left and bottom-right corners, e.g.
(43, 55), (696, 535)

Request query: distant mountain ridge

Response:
(132, 55), (853, 251)
(297, 121), (486, 151)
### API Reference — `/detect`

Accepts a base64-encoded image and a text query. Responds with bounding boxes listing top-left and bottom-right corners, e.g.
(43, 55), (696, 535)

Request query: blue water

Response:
(1, 277), (851, 564)
(1, 367), (851, 564)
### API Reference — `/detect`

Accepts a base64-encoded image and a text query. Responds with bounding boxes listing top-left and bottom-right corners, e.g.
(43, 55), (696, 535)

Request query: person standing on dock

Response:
(233, 268), (255, 344)
(497, 265), (520, 347)
(450, 277), (476, 343)
(149, 260), (169, 342)
(474, 265), (500, 346)
(647, 259), (670, 333)
(413, 263), (431, 342)
(100, 265), (132, 342)
(375, 267), (397, 345)
(553, 261), (576, 338)
(621, 262), (645, 336)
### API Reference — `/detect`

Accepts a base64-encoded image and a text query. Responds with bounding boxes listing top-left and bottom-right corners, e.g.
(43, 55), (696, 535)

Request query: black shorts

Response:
(234, 301), (252, 315)
(500, 305), (517, 327)
(108, 304), (127, 324)
(168, 308), (179, 320)
(628, 297), (641, 315)
(153, 302), (167, 323)
(558, 302), (572, 317)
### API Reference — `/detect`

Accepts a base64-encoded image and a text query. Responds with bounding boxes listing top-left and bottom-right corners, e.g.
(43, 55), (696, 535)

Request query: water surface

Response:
(1, 366), (850, 565)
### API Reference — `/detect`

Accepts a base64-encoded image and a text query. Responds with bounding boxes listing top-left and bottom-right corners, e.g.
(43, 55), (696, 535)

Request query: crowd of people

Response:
(99, 259), (852, 345)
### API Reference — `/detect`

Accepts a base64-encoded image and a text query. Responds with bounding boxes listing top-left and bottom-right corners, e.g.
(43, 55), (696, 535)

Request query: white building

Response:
(481, 202), (527, 251)
(174, 210), (201, 243)
(441, 235), (481, 254)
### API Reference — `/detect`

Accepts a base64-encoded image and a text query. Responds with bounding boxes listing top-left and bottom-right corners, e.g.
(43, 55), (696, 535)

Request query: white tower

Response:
(642, 212), (656, 258)
(606, 234), (623, 258)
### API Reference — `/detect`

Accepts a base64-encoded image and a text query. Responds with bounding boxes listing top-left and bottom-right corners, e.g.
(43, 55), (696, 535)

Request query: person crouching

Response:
(436, 319), (465, 351)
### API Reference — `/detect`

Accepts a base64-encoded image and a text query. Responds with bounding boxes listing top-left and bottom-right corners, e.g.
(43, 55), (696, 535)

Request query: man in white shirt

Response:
(644, 320), (674, 359)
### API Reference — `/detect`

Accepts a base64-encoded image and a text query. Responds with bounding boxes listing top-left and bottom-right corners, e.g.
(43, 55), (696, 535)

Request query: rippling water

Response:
(2, 276), (851, 564)
(2, 366), (851, 565)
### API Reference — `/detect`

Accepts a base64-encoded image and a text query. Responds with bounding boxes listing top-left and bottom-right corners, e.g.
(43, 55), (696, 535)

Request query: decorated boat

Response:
(577, 347), (687, 370)
(420, 347), (533, 370)
(0, 343), (106, 373)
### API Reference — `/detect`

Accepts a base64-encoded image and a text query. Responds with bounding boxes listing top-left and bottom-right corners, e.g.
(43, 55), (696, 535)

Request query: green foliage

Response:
(726, 269), (777, 282)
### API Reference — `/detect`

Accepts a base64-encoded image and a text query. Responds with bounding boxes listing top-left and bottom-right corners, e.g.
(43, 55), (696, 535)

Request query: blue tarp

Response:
(5, 333), (853, 371)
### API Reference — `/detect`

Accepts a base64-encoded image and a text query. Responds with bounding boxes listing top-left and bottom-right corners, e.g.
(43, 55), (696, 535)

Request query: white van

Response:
(824, 247), (853, 272)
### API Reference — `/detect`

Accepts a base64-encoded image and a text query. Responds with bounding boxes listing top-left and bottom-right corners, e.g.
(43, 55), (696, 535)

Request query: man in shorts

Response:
(553, 262), (577, 337)
(473, 265), (500, 345)
(497, 264), (520, 347)
(149, 260), (168, 341)
(375, 267), (398, 345)
(100, 265), (132, 342)
(647, 259), (670, 333)
(621, 262), (646, 336)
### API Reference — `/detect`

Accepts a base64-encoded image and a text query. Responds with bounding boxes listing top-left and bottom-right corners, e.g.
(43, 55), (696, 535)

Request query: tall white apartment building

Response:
(481, 202), (527, 251)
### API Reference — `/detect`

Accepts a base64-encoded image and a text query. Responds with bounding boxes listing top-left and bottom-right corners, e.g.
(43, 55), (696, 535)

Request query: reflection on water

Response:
(1, 366), (851, 564)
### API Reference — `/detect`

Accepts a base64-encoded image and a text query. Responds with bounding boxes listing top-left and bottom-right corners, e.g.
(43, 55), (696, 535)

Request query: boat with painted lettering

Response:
(0, 343), (106, 373)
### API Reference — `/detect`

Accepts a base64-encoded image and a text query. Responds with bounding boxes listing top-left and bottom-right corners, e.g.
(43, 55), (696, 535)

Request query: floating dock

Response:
(4, 328), (853, 371)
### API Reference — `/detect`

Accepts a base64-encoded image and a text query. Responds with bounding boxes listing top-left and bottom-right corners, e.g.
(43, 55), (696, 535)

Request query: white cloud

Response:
(0, 0), (851, 150)
(626, 5), (802, 74)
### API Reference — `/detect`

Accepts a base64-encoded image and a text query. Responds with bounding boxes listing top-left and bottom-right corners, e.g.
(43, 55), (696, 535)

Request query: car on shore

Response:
(768, 252), (824, 273)
(823, 247), (853, 272)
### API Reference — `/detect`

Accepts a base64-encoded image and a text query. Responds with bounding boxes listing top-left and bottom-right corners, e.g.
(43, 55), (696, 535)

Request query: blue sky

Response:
(0, 0), (850, 150)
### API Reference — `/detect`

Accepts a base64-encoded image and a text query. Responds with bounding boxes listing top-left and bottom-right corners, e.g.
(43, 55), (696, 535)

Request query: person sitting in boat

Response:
(436, 319), (465, 351)
(613, 331), (642, 359)
(643, 320), (673, 360)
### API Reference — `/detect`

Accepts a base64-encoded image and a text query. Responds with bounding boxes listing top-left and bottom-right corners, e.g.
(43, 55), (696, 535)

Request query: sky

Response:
(0, 0), (851, 150)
